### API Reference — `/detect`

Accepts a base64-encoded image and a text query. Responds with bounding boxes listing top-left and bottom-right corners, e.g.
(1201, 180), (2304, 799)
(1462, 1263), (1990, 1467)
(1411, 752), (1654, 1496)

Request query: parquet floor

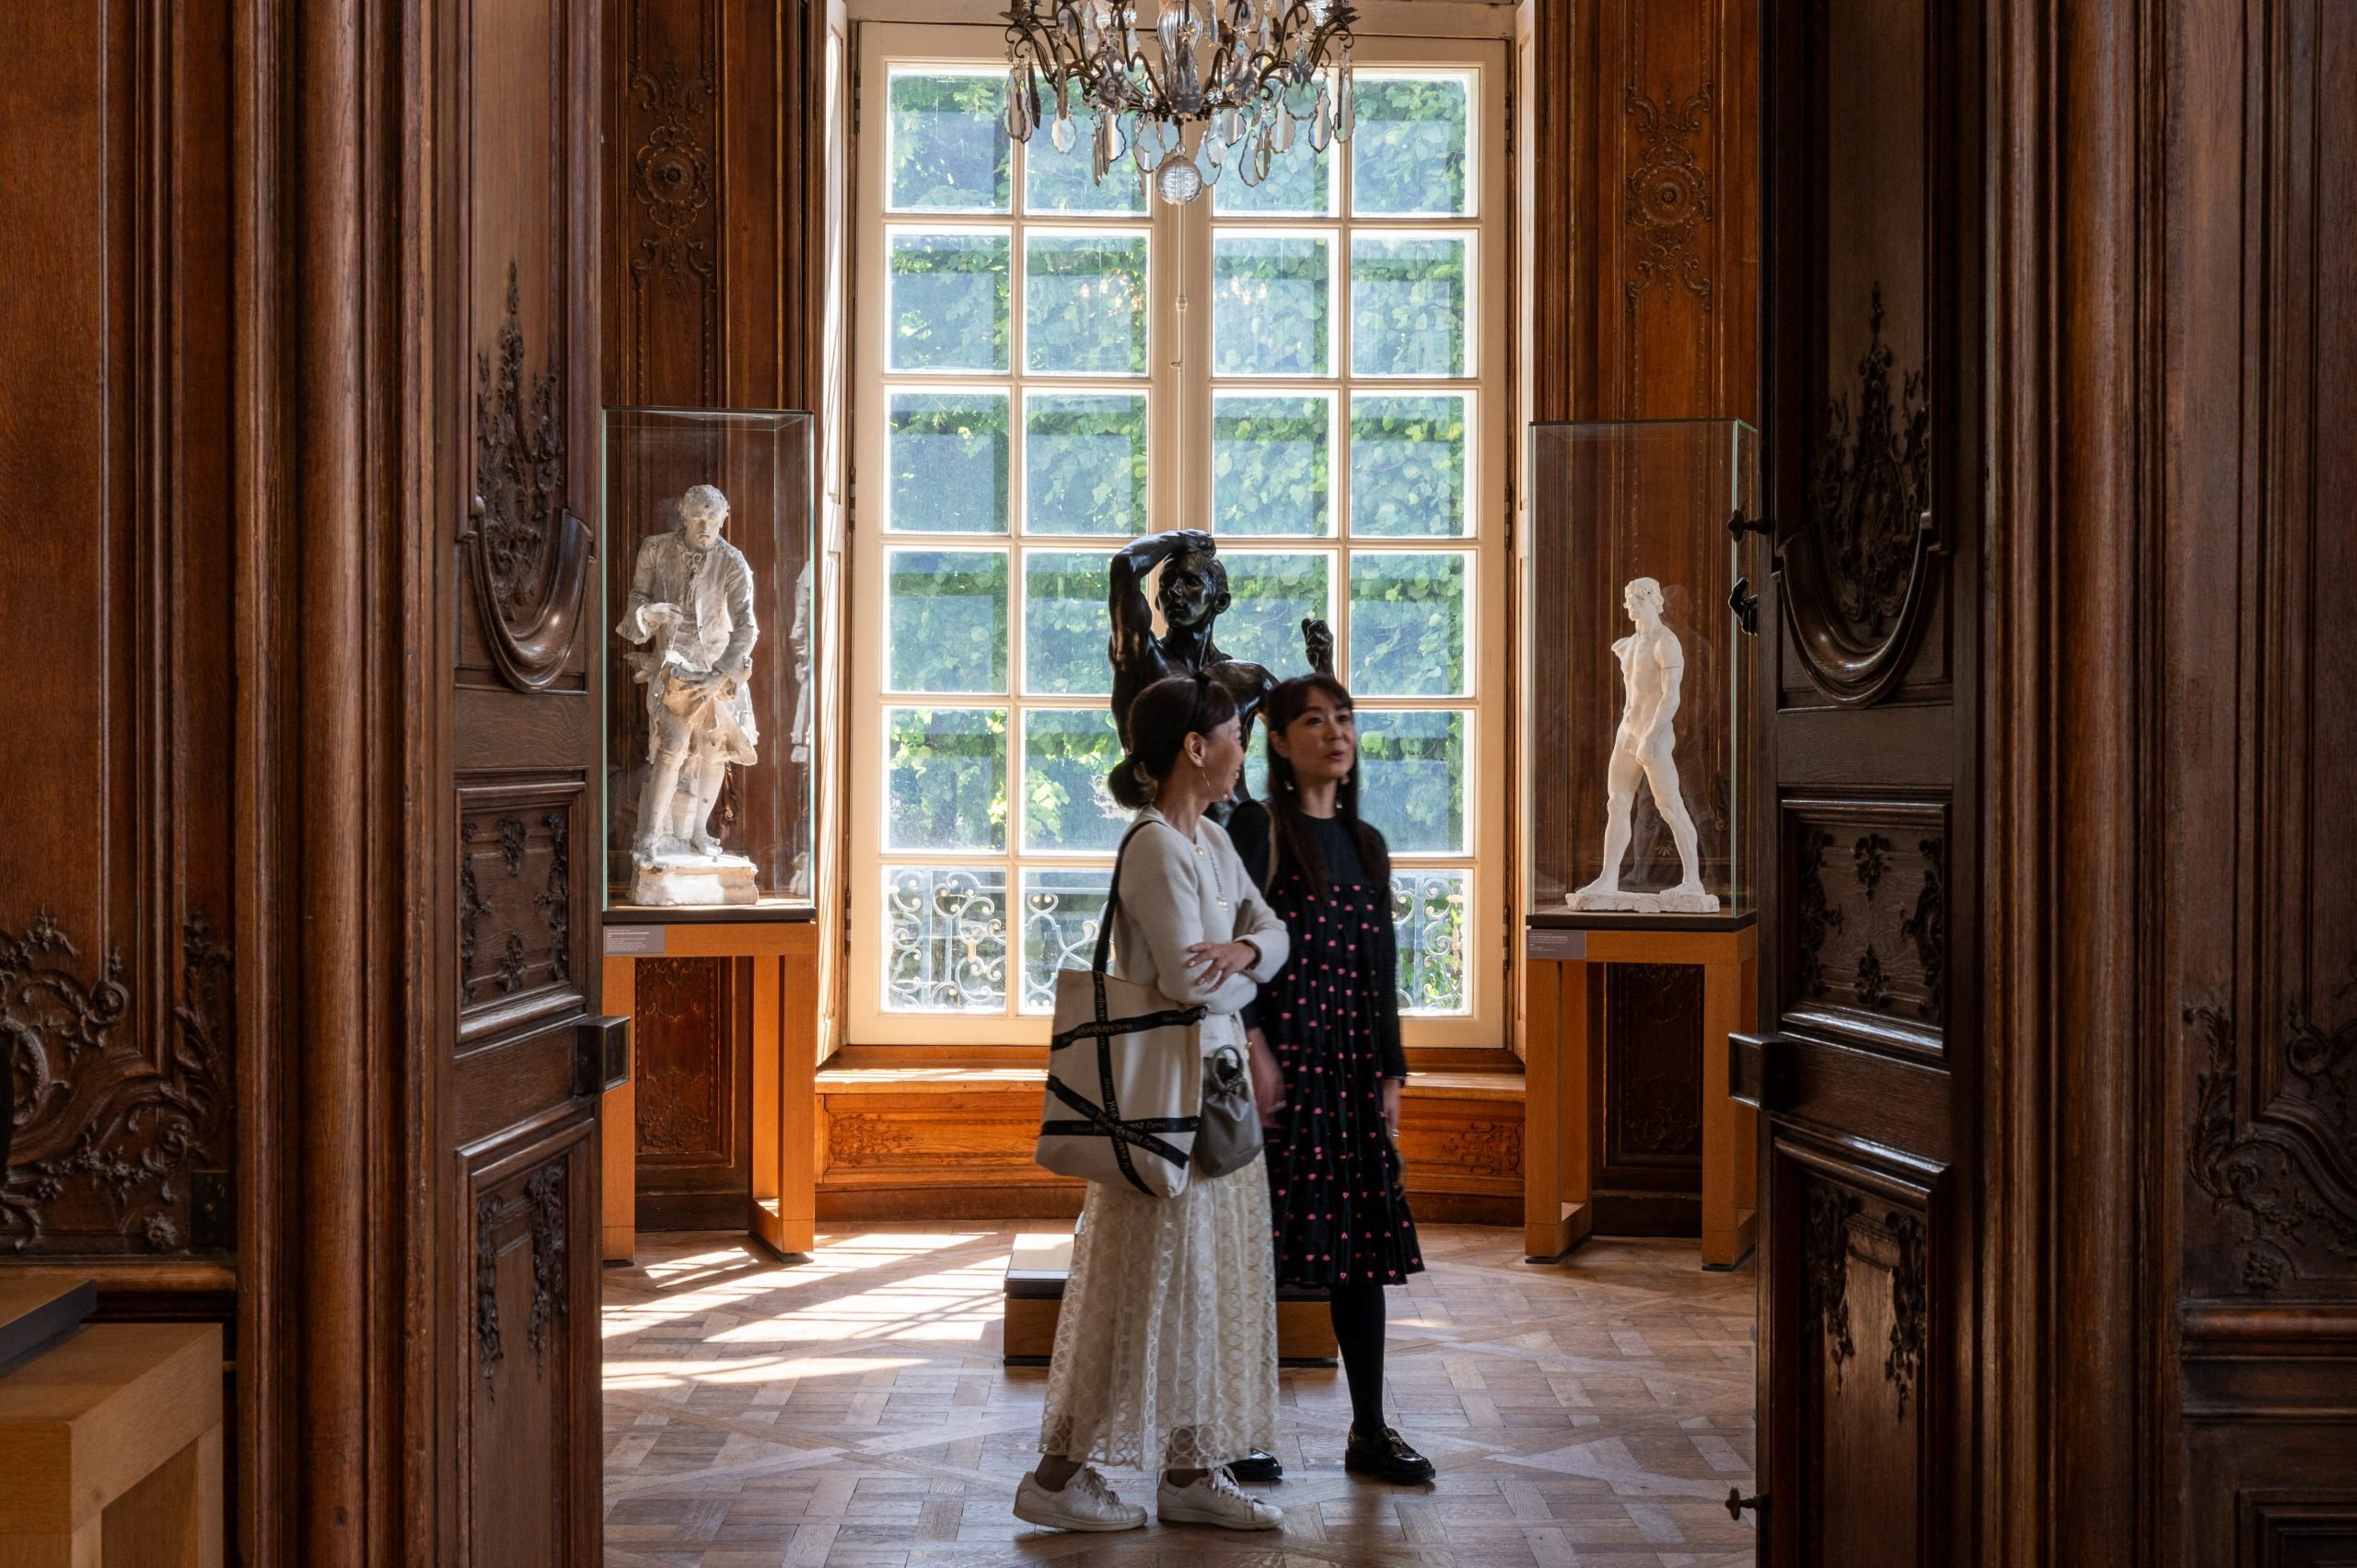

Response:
(602, 1223), (1758, 1567)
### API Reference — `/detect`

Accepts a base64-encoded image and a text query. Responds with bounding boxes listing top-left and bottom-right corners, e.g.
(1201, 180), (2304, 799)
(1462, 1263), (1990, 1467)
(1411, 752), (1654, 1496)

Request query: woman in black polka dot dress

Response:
(1226, 673), (1434, 1487)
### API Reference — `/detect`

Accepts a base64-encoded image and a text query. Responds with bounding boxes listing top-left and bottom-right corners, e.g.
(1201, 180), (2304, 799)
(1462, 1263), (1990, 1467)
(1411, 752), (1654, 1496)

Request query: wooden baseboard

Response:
(819, 1184), (1085, 1222)
(813, 1063), (1528, 1225)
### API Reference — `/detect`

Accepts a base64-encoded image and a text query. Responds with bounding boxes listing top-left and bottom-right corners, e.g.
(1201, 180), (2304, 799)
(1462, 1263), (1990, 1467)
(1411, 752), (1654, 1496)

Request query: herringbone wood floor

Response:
(602, 1223), (1758, 1567)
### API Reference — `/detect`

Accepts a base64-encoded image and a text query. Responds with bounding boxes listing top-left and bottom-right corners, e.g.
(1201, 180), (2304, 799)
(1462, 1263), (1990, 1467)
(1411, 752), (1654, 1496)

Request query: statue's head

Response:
(1624, 576), (1665, 625)
(1156, 545), (1231, 630)
(679, 484), (730, 551)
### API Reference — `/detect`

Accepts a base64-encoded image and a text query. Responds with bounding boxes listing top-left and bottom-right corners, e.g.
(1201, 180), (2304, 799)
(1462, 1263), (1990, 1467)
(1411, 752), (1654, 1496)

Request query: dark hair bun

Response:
(1107, 675), (1239, 809)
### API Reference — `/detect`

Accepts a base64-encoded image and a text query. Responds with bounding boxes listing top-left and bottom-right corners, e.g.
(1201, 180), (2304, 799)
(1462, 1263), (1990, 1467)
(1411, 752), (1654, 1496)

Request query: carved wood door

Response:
(1743, 0), (1982, 1562)
(436, 0), (605, 1562)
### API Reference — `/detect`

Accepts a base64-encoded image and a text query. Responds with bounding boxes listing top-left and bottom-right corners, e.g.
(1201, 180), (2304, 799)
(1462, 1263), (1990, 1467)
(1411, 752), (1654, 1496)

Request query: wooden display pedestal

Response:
(603, 914), (820, 1263)
(0, 1284), (221, 1567)
(1003, 1232), (1338, 1367)
(1523, 917), (1759, 1267)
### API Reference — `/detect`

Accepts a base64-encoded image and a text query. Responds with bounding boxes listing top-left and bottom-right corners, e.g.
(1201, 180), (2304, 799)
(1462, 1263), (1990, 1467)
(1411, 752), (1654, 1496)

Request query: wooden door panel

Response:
(1778, 798), (1947, 1056)
(439, 0), (603, 1558)
(1764, 1133), (1942, 1566)
(464, 1120), (599, 1567)
(1754, 0), (1980, 1559)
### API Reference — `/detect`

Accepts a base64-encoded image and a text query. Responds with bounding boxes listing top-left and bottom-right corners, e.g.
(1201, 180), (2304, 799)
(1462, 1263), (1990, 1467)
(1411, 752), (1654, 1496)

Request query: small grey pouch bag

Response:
(1191, 1043), (1264, 1178)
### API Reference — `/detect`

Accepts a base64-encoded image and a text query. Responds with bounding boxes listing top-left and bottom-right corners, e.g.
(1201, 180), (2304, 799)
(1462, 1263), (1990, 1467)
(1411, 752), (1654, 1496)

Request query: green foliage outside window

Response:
(888, 72), (1011, 212)
(1214, 553), (1330, 676)
(888, 708), (1009, 852)
(1350, 76), (1470, 216)
(889, 232), (1010, 371)
(1022, 711), (1125, 853)
(1213, 396), (1330, 537)
(1352, 236), (1467, 378)
(1358, 711), (1466, 854)
(1024, 552), (1113, 696)
(888, 392), (1008, 534)
(1349, 552), (1467, 695)
(1213, 237), (1330, 376)
(1026, 396), (1148, 536)
(1351, 395), (1467, 537)
(1026, 234), (1149, 375)
(888, 550), (1008, 692)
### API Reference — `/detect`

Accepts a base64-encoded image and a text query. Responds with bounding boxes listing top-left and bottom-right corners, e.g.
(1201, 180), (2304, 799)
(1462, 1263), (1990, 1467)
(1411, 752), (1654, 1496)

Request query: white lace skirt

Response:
(1037, 1156), (1278, 1469)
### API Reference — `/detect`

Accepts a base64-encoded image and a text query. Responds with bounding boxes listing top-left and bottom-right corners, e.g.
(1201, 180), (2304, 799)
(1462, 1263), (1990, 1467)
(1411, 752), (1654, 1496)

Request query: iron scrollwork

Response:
(464, 261), (590, 692)
(1776, 285), (1941, 706)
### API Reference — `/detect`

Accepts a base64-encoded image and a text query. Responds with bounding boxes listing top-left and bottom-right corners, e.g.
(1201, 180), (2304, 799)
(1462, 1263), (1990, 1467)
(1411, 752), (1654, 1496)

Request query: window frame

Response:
(849, 22), (1511, 1049)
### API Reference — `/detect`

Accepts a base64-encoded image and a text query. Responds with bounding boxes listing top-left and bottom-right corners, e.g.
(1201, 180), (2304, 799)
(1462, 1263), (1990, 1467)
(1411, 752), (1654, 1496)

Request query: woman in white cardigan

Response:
(1015, 674), (1292, 1534)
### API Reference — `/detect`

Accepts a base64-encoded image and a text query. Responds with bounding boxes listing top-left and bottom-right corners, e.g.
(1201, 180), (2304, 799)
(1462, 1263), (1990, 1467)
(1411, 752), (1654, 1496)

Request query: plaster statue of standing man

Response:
(1107, 529), (1332, 816)
(617, 482), (761, 905)
(1571, 577), (1720, 914)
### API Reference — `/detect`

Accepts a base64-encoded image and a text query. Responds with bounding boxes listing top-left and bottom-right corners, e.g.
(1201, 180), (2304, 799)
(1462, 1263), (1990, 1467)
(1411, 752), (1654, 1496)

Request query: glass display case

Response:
(1527, 419), (1759, 920)
(602, 407), (817, 915)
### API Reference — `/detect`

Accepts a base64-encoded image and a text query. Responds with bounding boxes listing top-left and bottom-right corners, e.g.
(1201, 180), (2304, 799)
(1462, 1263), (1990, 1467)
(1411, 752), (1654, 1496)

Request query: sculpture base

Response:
(1568, 888), (1723, 915)
(633, 853), (760, 907)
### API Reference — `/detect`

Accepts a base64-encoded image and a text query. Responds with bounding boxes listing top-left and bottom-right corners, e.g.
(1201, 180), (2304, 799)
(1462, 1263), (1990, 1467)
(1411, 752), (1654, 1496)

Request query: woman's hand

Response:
(1247, 1028), (1286, 1127)
(1382, 1078), (1403, 1140)
(1187, 940), (1260, 985)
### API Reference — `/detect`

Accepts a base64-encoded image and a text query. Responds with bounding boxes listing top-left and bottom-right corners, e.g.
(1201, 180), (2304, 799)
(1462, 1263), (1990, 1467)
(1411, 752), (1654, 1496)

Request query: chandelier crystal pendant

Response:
(1004, 0), (1358, 205)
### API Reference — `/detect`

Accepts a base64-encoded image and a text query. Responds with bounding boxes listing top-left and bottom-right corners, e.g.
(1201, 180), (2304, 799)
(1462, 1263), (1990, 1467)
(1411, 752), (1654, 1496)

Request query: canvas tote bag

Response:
(1037, 821), (1205, 1197)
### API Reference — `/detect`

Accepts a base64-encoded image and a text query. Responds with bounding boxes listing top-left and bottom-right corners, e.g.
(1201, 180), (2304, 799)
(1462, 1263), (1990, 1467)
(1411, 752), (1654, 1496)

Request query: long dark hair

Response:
(1108, 673), (1237, 810)
(1260, 673), (1388, 895)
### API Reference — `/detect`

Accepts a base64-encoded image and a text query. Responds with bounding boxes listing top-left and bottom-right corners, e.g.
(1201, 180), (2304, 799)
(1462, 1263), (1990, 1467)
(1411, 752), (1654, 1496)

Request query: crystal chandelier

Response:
(1003, 0), (1358, 205)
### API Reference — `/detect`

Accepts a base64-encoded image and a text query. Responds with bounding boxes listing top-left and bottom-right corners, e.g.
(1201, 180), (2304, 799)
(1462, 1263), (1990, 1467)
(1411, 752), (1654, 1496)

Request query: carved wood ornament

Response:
(1622, 82), (1715, 308)
(2186, 990), (2357, 1281)
(465, 261), (591, 691)
(1, 911), (232, 1253)
(1777, 286), (1941, 706)
(1884, 1209), (1927, 1420)
(476, 1156), (573, 1399)
(1805, 1185), (1861, 1388)
(630, 59), (718, 295)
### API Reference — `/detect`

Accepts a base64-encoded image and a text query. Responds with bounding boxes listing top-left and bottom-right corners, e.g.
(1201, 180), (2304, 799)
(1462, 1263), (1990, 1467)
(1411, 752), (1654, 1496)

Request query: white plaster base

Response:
(633, 853), (760, 907)
(1567, 888), (1723, 915)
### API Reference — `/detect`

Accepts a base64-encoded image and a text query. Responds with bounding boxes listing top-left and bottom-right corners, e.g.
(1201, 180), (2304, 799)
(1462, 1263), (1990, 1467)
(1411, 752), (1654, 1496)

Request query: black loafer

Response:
(1227, 1449), (1283, 1483)
(1344, 1425), (1435, 1485)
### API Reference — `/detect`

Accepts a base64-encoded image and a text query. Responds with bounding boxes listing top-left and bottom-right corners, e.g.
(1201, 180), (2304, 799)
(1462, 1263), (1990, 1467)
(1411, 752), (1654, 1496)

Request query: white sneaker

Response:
(1012, 1466), (1147, 1532)
(1156, 1467), (1284, 1530)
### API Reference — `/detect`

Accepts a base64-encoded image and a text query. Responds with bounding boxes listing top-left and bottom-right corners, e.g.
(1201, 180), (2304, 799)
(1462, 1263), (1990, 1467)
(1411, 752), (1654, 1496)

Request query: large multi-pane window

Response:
(851, 27), (1508, 1047)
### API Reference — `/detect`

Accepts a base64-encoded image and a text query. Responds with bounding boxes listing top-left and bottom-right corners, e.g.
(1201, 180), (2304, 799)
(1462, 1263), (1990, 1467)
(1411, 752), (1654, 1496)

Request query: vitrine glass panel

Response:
(601, 408), (818, 913)
(1527, 419), (1759, 918)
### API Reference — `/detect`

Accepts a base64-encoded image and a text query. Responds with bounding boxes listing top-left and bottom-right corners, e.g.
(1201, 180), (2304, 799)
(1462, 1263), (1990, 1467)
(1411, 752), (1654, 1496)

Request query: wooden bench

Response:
(1002, 1231), (1339, 1367)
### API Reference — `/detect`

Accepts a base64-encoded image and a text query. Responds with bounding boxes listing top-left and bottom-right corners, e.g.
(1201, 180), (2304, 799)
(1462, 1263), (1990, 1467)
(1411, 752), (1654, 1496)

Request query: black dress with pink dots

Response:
(1227, 802), (1424, 1290)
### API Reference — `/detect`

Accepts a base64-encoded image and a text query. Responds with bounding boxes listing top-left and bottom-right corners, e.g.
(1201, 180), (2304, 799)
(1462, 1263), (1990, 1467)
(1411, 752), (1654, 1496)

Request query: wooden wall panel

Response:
(632, 956), (753, 1230)
(0, 0), (238, 1275)
(2149, 0), (2357, 1557)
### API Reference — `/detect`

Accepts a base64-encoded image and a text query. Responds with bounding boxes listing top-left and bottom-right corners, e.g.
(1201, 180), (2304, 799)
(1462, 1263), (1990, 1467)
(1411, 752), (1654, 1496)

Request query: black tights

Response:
(1327, 1281), (1388, 1435)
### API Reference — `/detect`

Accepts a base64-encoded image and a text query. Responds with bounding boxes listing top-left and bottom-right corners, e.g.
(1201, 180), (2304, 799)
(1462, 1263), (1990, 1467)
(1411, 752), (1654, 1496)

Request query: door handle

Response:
(1725, 1487), (1761, 1522)
(577, 1015), (632, 1097)
(1729, 1031), (1794, 1111)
